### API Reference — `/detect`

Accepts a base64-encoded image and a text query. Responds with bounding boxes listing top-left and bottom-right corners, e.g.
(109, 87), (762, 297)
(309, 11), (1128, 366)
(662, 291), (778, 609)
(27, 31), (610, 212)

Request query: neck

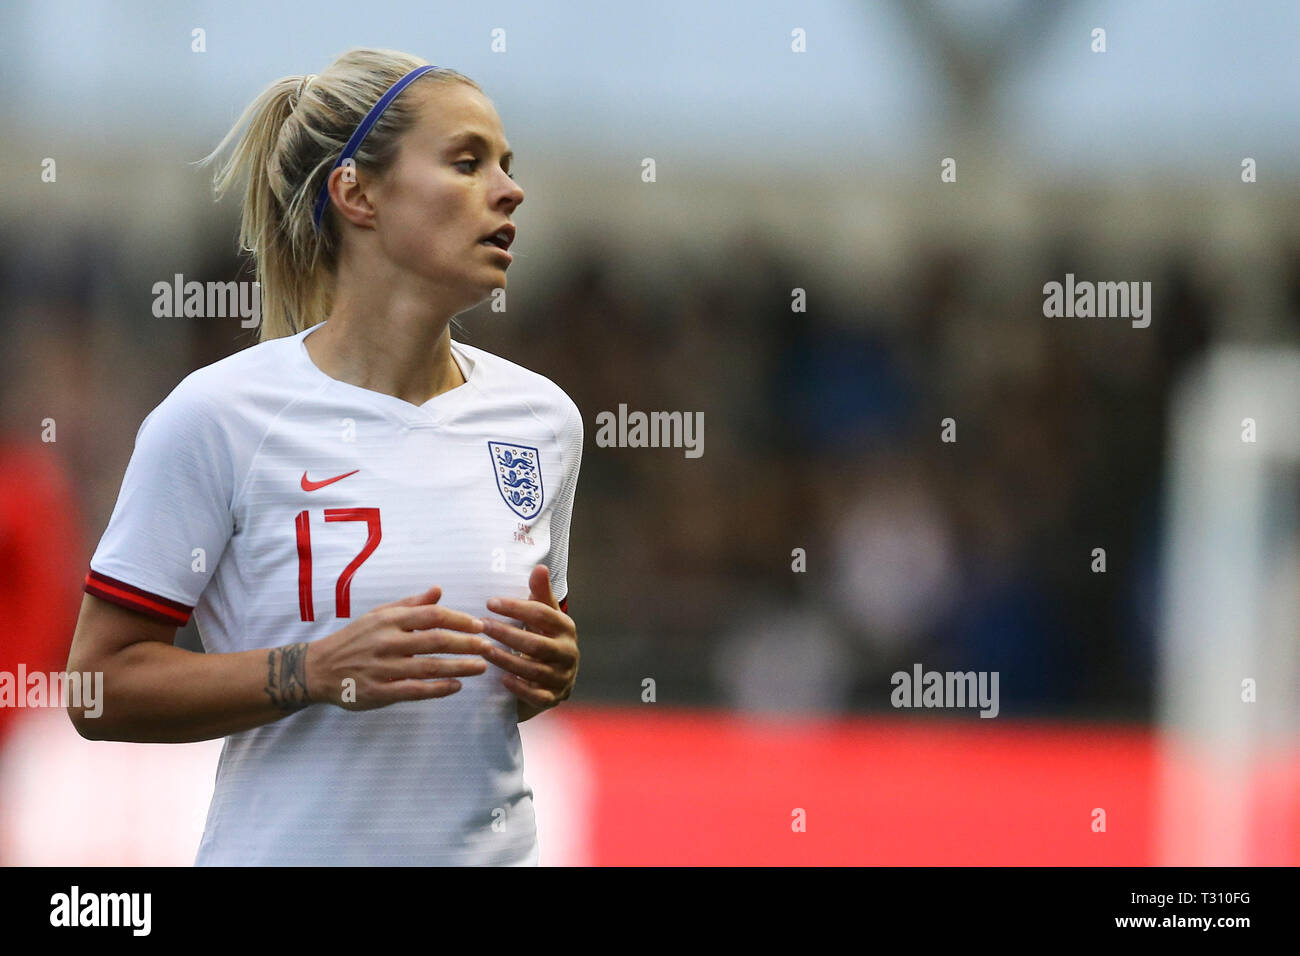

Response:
(306, 274), (467, 406)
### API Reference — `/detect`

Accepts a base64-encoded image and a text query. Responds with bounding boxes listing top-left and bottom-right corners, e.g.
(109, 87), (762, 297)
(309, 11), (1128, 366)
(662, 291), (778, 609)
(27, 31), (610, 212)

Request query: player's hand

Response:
(307, 586), (493, 711)
(481, 564), (579, 714)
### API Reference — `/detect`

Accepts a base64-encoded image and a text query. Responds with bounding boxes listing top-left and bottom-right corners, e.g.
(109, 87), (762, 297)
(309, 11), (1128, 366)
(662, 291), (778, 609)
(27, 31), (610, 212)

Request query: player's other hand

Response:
(481, 564), (579, 714)
(306, 586), (492, 711)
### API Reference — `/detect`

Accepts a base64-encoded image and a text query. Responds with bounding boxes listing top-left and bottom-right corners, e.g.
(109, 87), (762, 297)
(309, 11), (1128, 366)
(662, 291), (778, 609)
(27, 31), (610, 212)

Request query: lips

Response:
(479, 223), (516, 250)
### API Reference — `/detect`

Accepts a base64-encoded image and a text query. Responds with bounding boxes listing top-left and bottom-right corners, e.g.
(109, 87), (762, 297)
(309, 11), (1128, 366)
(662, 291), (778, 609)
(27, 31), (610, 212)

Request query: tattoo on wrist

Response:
(266, 643), (312, 711)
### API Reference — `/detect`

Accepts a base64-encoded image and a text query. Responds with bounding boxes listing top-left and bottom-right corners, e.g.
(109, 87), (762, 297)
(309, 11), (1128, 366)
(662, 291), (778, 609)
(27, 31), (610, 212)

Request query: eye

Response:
(456, 157), (516, 181)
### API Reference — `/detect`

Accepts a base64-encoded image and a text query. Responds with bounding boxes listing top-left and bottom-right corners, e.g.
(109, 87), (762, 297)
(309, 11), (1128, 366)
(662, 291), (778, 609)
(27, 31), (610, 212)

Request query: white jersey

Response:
(85, 320), (582, 865)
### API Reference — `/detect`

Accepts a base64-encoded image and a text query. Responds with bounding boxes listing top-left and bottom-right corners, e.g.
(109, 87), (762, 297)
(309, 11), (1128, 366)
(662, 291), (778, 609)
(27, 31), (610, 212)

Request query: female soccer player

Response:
(65, 48), (583, 866)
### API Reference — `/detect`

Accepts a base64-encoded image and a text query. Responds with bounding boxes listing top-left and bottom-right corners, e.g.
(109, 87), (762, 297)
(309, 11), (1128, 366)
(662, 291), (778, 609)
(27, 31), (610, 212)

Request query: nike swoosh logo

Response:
(301, 469), (359, 492)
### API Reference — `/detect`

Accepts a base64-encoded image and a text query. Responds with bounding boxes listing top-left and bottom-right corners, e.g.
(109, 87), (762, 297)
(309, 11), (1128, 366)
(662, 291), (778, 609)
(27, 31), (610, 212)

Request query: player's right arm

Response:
(67, 586), (492, 743)
(71, 375), (492, 744)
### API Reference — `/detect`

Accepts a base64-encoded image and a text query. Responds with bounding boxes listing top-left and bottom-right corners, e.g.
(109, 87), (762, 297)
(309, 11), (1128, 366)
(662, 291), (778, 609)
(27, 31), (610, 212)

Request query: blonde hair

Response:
(200, 48), (482, 340)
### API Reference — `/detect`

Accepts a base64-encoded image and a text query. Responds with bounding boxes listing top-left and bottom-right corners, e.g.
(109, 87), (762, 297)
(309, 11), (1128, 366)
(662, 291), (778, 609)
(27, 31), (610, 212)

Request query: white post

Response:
(1157, 347), (1300, 865)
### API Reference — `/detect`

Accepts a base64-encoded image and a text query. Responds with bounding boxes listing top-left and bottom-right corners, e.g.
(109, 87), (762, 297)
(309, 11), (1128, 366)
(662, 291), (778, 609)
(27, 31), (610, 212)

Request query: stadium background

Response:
(0, 0), (1297, 864)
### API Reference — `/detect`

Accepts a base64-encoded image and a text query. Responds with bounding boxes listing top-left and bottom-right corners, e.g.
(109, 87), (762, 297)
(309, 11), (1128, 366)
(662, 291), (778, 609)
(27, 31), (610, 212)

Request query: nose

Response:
(494, 170), (524, 211)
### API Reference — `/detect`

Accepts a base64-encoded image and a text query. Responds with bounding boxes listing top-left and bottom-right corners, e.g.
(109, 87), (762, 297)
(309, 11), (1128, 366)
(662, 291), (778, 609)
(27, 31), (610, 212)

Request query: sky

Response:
(3, 0), (1298, 174)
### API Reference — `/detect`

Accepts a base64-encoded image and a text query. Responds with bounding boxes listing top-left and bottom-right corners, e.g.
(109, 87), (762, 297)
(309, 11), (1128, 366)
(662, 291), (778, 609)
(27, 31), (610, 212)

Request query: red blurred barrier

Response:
(4, 700), (1295, 865)
(554, 706), (1300, 866)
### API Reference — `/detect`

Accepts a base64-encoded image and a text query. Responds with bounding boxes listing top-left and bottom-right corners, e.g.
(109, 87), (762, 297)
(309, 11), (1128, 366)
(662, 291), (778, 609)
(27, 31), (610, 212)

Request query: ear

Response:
(327, 162), (380, 230)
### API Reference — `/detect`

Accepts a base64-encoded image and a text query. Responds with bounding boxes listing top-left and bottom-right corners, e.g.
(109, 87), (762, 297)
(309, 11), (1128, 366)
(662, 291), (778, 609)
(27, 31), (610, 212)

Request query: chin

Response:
(470, 275), (506, 304)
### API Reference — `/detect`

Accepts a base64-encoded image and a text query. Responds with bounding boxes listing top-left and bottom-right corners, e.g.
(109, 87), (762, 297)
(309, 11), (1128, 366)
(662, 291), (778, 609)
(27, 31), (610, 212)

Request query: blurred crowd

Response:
(3, 219), (1297, 728)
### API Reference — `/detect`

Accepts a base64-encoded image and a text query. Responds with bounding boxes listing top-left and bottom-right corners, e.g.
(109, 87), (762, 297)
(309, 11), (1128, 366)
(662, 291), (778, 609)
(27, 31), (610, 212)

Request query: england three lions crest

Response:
(488, 441), (544, 520)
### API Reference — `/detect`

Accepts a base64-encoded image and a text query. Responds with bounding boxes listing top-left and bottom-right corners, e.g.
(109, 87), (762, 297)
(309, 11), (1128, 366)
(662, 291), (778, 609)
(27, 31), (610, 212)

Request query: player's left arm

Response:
(482, 564), (578, 722)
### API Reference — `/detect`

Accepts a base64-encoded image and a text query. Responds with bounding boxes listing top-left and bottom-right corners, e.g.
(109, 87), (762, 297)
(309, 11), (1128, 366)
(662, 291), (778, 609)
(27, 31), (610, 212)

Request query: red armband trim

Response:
(84, 570), (192, 626)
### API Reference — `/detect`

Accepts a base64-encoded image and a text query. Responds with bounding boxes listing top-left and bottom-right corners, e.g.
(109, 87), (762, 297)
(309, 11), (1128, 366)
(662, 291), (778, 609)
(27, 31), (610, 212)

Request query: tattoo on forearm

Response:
(266, 643), (312, 712)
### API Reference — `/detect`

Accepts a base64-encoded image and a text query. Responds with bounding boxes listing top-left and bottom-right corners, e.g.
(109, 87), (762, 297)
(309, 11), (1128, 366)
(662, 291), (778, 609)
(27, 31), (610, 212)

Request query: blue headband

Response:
(311, 64), (438, 232)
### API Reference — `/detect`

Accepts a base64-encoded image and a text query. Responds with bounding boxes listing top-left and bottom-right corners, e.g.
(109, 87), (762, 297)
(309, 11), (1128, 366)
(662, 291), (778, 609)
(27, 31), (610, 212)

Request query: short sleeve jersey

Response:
(85, 321), (582, 865)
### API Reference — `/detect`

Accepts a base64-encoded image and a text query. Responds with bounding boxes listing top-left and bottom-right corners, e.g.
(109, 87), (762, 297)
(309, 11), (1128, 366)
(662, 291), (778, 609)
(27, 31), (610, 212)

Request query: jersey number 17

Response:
(294, 507), (381, 621)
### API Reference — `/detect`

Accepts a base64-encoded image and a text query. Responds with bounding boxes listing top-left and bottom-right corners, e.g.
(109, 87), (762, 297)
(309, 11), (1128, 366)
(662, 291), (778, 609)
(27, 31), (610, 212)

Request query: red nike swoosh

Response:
(301, 469), (359, 492)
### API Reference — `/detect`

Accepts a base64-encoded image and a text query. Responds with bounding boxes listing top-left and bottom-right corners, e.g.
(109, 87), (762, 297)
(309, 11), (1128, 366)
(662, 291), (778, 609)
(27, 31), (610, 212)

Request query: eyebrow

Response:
(446, 131), (513, 167)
